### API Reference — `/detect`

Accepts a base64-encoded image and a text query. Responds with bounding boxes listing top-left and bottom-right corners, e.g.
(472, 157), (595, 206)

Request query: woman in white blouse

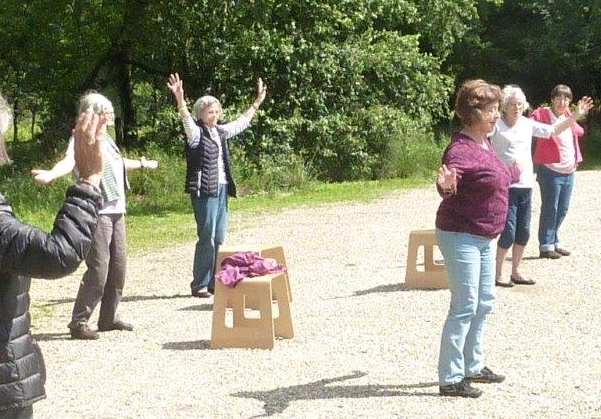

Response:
(490, 85), (590, 287)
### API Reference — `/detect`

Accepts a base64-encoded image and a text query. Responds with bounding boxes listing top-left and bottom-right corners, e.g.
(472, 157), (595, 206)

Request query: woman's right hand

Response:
(167, 73), (185, 104)
(437, 164), (457, 190)
(73, 111), (105, 188)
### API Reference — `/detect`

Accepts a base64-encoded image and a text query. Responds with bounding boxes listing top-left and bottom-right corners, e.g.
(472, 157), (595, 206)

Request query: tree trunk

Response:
(116, 49), (138, 149)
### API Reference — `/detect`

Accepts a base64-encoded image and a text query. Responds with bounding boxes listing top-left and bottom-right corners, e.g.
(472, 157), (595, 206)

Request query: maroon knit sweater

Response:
(435, 132), (520, 238)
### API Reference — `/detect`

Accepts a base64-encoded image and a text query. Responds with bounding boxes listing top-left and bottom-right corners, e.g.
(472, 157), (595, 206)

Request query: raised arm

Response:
(1, 111), (104, 279)
(243, 77), (267, 120)
(168, 73), (200, 146)
(550, 96), (594, 136)
(167, 73), (191, 119)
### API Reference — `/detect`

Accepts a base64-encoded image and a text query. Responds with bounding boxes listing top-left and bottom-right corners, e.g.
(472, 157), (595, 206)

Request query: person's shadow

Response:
(232, 371), (438, 417)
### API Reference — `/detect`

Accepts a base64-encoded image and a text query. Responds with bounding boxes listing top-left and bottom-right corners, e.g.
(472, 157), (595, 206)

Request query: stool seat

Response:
(210, 272), (293, 349)
(405, 229), (448, 289)
(217, 245), (292, 302)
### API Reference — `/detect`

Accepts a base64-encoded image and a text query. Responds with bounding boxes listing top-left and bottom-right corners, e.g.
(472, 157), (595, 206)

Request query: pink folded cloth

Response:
(217, 251), (287, 288)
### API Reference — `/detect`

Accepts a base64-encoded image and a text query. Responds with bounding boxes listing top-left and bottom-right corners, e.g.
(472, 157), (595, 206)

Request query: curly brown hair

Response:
(454, 79), (501, 126)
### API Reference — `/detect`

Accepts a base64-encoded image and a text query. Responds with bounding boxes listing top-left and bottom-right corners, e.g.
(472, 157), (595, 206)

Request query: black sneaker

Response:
(466, 366), (505, 383)
(439, 379), (482, 398)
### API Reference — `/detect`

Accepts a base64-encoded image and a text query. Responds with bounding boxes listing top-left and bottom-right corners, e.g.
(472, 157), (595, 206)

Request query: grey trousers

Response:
(0, 405), (33, 419)
(70, 213), (127, 329)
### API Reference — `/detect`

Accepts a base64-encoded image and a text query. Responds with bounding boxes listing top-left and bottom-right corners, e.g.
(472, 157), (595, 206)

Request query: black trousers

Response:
(0, 405), (33, 419)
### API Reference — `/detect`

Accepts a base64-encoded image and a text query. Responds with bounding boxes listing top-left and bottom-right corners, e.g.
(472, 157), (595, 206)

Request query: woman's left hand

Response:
(575, 96), (594, 118)
(437, 164), (456, 191)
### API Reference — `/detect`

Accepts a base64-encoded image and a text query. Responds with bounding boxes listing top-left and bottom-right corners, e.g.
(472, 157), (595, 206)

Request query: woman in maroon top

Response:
(435, 80), (519, 398)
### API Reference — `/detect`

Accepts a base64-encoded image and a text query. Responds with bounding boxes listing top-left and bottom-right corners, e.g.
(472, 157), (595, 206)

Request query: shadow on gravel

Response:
(40, 294), (191, 307)
(32, 332), (72, 341)
(162, 340), (211, 350)
(327, 283), (443, 300)
(178, 303), (213, 311)
(233, 371), (439, 417)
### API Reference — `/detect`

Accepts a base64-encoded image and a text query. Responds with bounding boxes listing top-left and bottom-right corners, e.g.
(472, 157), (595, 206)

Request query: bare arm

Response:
(551, 96), (594, 136)
(167, 73), (191, 119)
(123, 156), (158, 171)
(242, 77), (267, 120)
(31, 148), (76, 184)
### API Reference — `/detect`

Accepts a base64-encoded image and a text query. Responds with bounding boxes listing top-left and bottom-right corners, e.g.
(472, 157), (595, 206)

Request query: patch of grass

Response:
(126, 176), (432, 253)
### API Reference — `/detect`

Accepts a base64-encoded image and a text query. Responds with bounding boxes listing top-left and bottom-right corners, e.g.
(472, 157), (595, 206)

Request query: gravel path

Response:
(30, 170), (601, 419)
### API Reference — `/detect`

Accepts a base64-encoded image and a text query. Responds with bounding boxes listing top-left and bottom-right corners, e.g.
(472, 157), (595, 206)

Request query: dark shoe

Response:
(555, 248), (571, 256)
(465, 366), (505, 383)
(495, 279), (515, 288)
(191, 287), (212, 298)
(510, 276), (536, 285)
(439, 379), (482, 398)
(69, 323), (99, 340)
(98, 320), (134, 332)
(540, 250), (561, 259)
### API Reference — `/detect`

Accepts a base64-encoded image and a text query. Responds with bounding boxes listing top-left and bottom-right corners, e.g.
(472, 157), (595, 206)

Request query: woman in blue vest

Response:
(167, 73), (266, 297)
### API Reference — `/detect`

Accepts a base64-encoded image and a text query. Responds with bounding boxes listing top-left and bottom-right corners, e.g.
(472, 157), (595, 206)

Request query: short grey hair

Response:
(500, 85), (530, 114)
(77, 92), (115, 126)
(0, 93), (12, 139)
(192, 95), (222, 121)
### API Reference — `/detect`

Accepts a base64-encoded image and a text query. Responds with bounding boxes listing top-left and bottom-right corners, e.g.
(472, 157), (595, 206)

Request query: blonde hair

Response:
(454, 79), (502, 126)
(77, 92), (115, 126)
(192, 95), (222, 121)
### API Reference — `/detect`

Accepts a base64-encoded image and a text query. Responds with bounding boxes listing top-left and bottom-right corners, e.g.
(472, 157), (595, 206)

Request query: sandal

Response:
(495, 279), (515, 288)
(510, 276), (536, 285)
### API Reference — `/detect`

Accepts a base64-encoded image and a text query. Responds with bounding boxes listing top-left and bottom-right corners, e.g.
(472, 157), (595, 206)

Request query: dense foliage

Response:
(451, 0), (601, 104)
(1, 0), (599, 187)
(0, 0), (503, 184)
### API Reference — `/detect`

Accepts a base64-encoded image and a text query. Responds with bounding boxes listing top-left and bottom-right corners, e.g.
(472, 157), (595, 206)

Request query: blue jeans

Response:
(190, 185), (228, 292)
(435, 229), (496, 386)
(536, 165), (574, 252)
(498, 188), (532, 249)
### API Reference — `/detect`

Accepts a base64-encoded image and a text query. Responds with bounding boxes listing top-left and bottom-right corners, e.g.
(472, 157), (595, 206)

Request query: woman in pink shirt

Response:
(531, 85), (593, 259)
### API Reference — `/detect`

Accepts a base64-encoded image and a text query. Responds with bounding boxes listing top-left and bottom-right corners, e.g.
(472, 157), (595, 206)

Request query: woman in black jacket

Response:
(0, 93), (104, 419)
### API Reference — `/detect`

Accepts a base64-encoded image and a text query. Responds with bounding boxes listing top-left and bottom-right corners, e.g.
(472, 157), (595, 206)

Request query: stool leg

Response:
(271, 273), (293, 339)
(210, 281), (230, 348)
(261, 246), (292, 302)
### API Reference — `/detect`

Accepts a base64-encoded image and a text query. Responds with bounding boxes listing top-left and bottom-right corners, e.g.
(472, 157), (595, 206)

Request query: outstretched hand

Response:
(31, 169), (54, 185)
(575, 96), (594, 118)
(437, 164), (456, 191)
(73, 111), (105, 187)
(255, 77), (267, 105)
(167, 73), (185, 103)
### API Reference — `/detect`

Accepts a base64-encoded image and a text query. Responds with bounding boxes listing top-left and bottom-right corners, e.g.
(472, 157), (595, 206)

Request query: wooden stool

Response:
(217, 245), (292, 302)
(405, 229), (448, 289)
(210, 272), (293, 349)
